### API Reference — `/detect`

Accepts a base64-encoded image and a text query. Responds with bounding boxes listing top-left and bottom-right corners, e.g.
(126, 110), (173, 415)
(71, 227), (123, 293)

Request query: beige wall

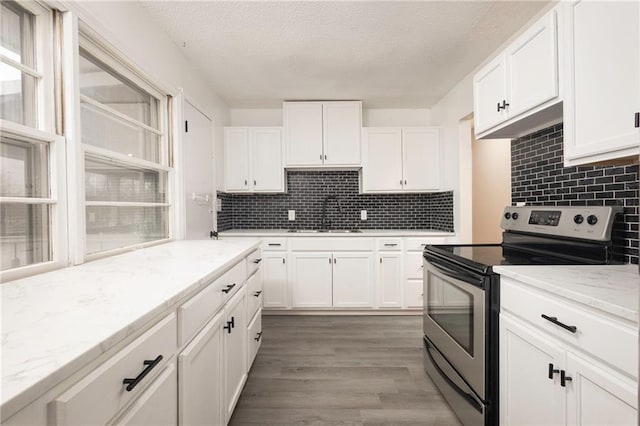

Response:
(471, 133), (512, 243)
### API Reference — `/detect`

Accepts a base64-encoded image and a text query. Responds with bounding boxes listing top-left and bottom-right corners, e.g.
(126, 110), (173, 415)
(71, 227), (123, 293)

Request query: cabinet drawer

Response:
(501, 279), (638, 377)
(261, 238), (287, 251)
(221, 260), (247, 303)
(405, 237), (447, 251)
(247, 311), (262, 368)
(405, 252), (424, 279)
(377, 238), (402, 251)
(49, 314), (177, 426)
(246, 271), (263, 321)
(247, 249), (262, 276)
(289, 238), (374, 251)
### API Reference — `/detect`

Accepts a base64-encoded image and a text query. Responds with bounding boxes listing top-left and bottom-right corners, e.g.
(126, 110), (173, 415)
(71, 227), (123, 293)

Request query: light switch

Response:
(288, 210), (296, 221)
(361, 210), (367, 220)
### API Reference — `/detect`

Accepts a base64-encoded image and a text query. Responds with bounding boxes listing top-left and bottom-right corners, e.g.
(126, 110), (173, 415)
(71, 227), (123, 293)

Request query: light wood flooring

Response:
(229, 315), (461, 426)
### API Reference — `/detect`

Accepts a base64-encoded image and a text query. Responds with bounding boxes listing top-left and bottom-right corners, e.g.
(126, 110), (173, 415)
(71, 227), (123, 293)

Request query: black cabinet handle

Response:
(254, 290), (262, 297)
(560, 370), (572, 387)
(223, 321), (232, 333)
(503, 100), (509, 109)
(497, 102), (501, 112)
(384, 243), (398, 247)
(123, 355), (163, 392)
(253, 258), (262, 264)
(222, 283), (236, 294)
(230, 316), (235, 328)
(255, 331), (263, 342)
(268, 243), (281, 246)
(548, 363), (559, 380)
(541, 314), (577, 333)
(254, 180), (257, 185)
(635, 112), (639, 128)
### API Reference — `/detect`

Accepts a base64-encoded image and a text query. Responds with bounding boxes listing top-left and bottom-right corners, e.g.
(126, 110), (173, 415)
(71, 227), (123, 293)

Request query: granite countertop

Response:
(494, 264), (639, 324)
(1, 239), (260, 420)
(220, 229), (456, 237)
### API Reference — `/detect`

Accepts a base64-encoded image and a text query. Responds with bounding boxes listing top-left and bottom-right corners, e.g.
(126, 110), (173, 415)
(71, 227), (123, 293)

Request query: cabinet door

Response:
(473, 54), (508, 134)
(362, 128), (403, 192)
(247, 310), (263, 369)
(500, 315), (565, 426)
(262, 253), (288, 308)
(405, 279), (423, 308)
(223, 287), (247, 423)
(251, 128), (284, 192)
(284, 102), (323, 166)
(113, 364), (177, 426)
(564, 0), (640, 165)
(332, 252), (373, 308)
(506, 9), (558, 118)
(322, 102), (362, 165)
(402, 128), (441, 191)
(290, 252), (333, 308)
(178, 313), (223, 426)
(377, 253), (401, 308)
(246, 269), (263, 321)
(566, 353), (637, 425)
(224, 128), (250, 191)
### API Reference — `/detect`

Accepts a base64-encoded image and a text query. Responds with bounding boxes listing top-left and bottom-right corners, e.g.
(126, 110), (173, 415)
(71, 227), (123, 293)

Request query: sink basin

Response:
(287, 229), (362, 233)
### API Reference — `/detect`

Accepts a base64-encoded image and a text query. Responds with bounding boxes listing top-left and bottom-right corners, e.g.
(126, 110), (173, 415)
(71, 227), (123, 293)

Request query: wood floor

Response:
(229, 315), (461, 426)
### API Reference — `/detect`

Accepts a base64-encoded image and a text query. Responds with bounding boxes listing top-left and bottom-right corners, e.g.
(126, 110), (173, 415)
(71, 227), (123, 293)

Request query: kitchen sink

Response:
(287, 229), (362, 233)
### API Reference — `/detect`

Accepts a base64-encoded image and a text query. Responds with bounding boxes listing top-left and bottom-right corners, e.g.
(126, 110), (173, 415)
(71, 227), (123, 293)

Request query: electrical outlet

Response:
(360, 210), (367, 220)
(288, 210), (296, 221)
(216, 198), (222, 212)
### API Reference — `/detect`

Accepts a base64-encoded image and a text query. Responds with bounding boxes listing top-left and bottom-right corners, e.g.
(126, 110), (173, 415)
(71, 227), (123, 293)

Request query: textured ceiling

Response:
(139, 1), (549, 108)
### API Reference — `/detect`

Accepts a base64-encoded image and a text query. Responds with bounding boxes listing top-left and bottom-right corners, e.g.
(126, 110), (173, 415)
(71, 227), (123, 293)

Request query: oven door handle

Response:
(425, 257), (485, 287)
(424, 339), (484, 414)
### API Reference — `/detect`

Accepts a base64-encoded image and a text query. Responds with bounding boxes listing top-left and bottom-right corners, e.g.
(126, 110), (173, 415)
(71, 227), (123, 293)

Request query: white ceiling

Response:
(140, 1), (549, 108)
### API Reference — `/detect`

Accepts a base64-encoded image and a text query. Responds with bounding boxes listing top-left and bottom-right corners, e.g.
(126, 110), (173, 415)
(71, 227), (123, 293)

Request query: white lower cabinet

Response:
(247, 310), (263, 368)
(262, 252), (288, 308)
(332, 253), (373, 307)
(500, 278), (638, 425)
(377, 253), (402, 308)
(178, 312), (224, 426)
(223, 286), (247, 423)
(404, 280), (423, 308)
(291, 252), (334, 308)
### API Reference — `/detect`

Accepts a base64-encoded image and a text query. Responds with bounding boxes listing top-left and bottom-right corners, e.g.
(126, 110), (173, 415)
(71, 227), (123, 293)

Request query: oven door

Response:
(423, 255), (486, 398)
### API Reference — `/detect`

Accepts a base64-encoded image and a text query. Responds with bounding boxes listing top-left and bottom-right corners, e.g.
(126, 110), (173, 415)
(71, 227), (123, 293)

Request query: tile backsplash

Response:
(512, 123), (639, 264)
(217, 171), (454, 232)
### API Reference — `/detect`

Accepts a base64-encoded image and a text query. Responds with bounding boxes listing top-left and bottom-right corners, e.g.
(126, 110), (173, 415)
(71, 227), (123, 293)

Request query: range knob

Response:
(587, 215), (598, 225)
(512, 212), (519, 220)
(573, 214), (584, 224)
(504, 212), (511, 220)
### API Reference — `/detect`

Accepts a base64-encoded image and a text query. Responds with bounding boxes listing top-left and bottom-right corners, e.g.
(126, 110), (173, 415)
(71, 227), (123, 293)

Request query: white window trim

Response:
(0, 121), (68, 283)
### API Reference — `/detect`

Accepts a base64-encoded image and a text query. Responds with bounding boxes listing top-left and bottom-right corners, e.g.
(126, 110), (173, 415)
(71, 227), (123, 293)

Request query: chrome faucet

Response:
(320, 195), (343, 230)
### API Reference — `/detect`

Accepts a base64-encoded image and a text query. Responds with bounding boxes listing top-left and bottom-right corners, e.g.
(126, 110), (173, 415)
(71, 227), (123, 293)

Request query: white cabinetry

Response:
(563, 0), (640, 166)
(474, 9), (560, 138)
(377, 253), (402, 308)
(362, 127), (441, 193)
(284, 101), (362, 167)
(332, 253), (373, 308)
(290, 252), (334, 308)
(223, 286), (247, 423)
(178, 313), (224, 426)
(224, 127), (284, 192)
(500, 277), (638, 425)
(262, 252), (288, 309)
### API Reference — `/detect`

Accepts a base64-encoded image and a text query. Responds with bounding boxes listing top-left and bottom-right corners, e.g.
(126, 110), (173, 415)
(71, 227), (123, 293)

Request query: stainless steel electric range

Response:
(422, 205), (624, 426)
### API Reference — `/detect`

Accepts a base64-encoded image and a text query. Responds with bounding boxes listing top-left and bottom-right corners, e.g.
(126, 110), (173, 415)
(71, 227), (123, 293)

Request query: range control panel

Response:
(500, 206), (622, 241)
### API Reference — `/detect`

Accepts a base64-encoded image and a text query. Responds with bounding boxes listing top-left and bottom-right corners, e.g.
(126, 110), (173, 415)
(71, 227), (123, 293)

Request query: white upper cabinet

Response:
(563, 0), (640, 166)
(284, 101), (362, 167)
(362, 127), (441, 193)
(224, 127), (284, 193)
(474, 8), (561, 138)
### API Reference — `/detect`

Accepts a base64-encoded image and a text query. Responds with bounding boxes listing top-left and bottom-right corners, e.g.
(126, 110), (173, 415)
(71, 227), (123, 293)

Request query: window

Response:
(78, 37), (172, 258)
(0, 1), (64, 279)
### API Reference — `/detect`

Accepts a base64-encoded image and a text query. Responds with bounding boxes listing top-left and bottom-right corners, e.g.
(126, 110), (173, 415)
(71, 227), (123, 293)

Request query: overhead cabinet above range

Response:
(224, 127), (284, 193)
(474, 8), (561, 138)
(283, 101), (362, 167)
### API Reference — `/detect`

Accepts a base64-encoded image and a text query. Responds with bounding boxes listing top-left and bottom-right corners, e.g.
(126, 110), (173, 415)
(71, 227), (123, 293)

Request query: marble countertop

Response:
(220, 229), (456, 237)
(1, 239), (260, 419)
(494, 264), (639, 323)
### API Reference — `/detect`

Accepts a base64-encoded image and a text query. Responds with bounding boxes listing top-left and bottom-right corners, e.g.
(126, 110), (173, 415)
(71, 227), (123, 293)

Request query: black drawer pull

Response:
(541, 314), (577, 333)
(548, 363), (559, 380)
(255, 331), (263, 342)
(223, 321), (232, 333)
(253, 258), (262, 264)
(254, 290), (262, 297)
(268, 243), (281, 246)
(230, 316), (235, 328)
(384, 243), (398, 247)
(222, 283), (236, 294)
(123, 355), (163, 392)
(560, 370), (572, 387)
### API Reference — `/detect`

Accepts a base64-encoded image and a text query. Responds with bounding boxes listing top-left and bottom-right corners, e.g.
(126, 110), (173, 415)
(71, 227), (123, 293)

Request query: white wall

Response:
(230, 108), (283, 126)
(363, 108), (431, 127)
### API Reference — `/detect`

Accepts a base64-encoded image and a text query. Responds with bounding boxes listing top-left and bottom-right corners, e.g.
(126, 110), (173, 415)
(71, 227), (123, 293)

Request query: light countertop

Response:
(1, 239), (260, 419)
(220, 229), (456, 238)
(494, 264), (639, 324)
